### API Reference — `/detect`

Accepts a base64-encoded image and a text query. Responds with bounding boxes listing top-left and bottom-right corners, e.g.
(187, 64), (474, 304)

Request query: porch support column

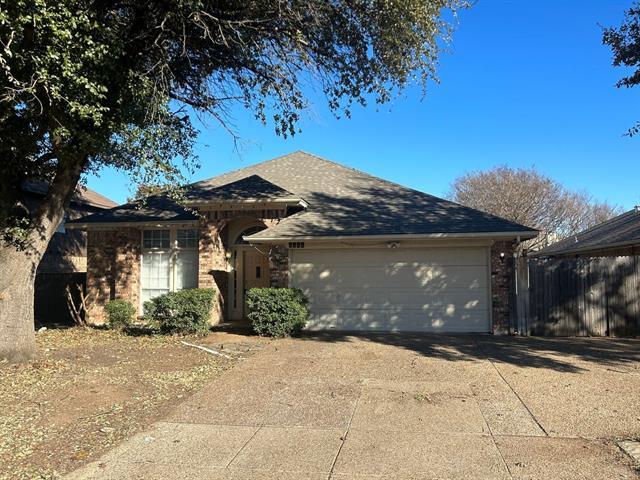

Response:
(490, 240), (517, 335)
(198, 212), (229, 324)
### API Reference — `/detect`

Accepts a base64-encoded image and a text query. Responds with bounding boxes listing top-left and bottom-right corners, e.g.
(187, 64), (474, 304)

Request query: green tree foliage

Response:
(0, 0), (464, 361)
(1, 0), (465, 240)
(603, 2), (640, 135)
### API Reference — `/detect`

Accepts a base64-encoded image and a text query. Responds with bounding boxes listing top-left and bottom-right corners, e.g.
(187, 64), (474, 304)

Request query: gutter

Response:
(186, 198), (308, 208)
(244, 231), (539, 243)
(66, 219), (198, 229)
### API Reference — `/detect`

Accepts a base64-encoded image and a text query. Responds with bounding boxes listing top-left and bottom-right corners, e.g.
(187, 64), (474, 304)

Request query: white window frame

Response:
(140, 227), (199, 311)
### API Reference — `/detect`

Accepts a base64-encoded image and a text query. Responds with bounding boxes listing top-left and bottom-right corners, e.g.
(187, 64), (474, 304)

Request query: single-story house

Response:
(67, 151), (537, 334)
(22, 181), (118, 325)
(534, 206), (640, 258)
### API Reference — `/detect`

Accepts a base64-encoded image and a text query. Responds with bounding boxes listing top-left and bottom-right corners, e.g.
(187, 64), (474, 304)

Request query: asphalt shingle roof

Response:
(66, 195), (198, 225)
(22, 180), (117, 209)
(195, 151), (536, 239)
(185, 174), (299, 203)
(534, 207), (640, 256)
(69, 151), (537, 238)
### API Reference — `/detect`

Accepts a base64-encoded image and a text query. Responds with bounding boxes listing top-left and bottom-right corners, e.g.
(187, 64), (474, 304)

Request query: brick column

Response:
(268, 244), (289, 287)
(490, 240), (516, 334)
(198, 213), (229, 324)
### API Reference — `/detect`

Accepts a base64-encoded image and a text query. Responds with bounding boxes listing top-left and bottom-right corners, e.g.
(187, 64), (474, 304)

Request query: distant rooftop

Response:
(535, 207), (640, 256)
(22, 180), (117, 209)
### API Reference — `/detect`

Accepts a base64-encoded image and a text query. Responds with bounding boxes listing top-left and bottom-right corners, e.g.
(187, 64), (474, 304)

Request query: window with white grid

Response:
(141, 251), (171, 304)
(141, 228), (198, 305)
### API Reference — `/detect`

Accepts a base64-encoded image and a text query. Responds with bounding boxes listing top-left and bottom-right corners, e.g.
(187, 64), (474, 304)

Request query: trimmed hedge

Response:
(104, 299), (136, 329)
(246, 288), (309, 337)
(144, 288), (215, 335)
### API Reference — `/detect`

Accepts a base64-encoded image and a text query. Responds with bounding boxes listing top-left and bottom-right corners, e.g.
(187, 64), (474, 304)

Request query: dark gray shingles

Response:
(22, 180), (117, 209)
(535, 208), (640, 256)
(201, 151), (537, 237)
(67, 175), (294, 225)
(185, 175), (298, 202)
(66, 196), (197, 225)
(69, 151), (537, 236)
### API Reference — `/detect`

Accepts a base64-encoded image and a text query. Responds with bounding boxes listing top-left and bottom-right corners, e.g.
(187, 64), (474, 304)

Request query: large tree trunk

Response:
(0, 153), (87, 363)
(0, 244), (43, 362)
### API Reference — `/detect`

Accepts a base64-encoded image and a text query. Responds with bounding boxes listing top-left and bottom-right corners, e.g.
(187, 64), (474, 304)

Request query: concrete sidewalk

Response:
(66, 334), (639, 479)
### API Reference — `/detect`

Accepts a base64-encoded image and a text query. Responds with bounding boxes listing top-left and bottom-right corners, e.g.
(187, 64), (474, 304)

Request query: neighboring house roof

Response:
(22, 180), (117, 209)
(534, 207), (640, 257)
(68, 151), (537, 238)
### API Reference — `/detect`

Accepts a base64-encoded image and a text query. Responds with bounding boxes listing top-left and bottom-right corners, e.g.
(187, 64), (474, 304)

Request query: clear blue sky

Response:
(87, 0), (640, 209)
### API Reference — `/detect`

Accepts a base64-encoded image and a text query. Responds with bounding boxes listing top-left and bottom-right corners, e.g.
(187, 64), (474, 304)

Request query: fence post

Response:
(515, 254), (530, 335)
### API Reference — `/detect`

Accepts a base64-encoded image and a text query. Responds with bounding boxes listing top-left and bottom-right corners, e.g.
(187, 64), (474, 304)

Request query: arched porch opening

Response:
(225, 218), (270, 320)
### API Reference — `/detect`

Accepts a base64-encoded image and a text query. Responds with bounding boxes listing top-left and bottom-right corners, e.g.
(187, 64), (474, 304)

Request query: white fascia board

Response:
(66, 220), (199, 230)
(244, 231), (538, 243)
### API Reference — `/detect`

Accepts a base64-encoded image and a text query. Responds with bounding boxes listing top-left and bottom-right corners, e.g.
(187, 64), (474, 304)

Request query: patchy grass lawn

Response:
(0, 327), (263, 480)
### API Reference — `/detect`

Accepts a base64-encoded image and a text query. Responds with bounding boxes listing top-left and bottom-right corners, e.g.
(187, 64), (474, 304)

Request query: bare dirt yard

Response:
(0, 327), (264, 480)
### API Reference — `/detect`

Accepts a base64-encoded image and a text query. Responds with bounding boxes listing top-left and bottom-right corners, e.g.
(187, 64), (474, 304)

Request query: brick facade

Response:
(198, 215), (230, 324)
(197, 210), (288, 323)
(490, 240), (517, 334)
(86, 228), (141, 324)
(83, 217), (518, 331)
(268, 244), (289, 287)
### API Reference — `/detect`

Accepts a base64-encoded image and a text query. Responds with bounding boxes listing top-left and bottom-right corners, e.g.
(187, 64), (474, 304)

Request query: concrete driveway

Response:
(67, 334), (640, 479)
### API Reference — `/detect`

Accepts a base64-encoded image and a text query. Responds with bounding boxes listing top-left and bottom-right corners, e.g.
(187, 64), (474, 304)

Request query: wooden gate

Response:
(521, 256), (639, 336)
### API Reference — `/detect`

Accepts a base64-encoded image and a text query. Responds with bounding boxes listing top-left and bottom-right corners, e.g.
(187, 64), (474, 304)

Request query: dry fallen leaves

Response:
(0, 327), (259, 480)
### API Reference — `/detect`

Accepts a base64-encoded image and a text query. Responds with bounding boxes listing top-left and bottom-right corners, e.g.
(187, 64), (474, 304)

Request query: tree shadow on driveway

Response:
(292, 331), (640, 373)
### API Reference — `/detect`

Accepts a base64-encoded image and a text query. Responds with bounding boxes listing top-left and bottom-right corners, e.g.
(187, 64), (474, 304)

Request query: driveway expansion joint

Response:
(225, 426), (262, 468)
(328, 383), (363, 477)
(474, 338), (549, 436)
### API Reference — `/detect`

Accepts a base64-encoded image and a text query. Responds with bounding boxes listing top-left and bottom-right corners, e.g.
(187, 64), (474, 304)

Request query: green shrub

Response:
(246, 288), (309, 337)
(144, 288), (214, 335)
(104, 299), (136, 329)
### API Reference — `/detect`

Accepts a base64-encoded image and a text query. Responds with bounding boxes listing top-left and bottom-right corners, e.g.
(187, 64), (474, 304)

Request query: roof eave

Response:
(185, 197), (307, 208)
(244, 230), (538, 243)
(533, 238), (640, 257)
(66, 219), (199, 230)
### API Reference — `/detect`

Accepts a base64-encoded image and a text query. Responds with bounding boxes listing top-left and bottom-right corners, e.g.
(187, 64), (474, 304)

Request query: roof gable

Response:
(199, 151), (537, 238)
(185, 174), (299, 203)
(68, 151), (537, 237)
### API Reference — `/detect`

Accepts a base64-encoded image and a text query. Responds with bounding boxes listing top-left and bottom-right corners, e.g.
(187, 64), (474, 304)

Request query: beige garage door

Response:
(289, 247), (490, 333)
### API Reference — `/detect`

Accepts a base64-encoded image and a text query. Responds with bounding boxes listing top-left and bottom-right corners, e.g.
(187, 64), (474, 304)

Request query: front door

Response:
(243, 249), (270, 315)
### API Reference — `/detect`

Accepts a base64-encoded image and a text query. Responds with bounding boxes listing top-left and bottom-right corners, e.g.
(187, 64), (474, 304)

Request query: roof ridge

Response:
(190, 151), (310, 187)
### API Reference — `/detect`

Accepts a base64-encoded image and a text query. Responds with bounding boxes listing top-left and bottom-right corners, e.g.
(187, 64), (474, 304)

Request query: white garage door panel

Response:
(290, 247), (490, 333)
(291, 265), (487, 291)
(303, 288), (487, 315)
(292, 248), (487, 267)
(310, 310), (489, 333)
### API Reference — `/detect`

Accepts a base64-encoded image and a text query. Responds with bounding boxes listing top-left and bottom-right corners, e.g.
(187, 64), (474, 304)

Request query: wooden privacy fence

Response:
(515, 256), (640, 337)
(34, 272), (86, 327)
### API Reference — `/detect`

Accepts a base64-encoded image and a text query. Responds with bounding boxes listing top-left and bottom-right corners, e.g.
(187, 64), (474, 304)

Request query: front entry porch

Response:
(197, 214), (290, 324)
